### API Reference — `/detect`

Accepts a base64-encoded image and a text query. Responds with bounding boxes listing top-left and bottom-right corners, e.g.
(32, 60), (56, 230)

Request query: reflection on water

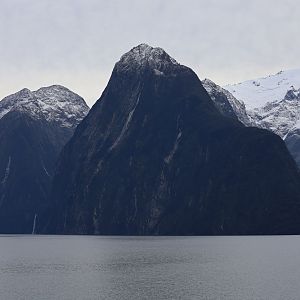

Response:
(0, 235), (300, 299)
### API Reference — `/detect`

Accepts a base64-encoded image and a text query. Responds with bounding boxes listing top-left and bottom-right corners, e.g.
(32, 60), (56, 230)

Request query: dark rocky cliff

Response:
(46, 44), (300, 235)
(0, 86), (89, 233)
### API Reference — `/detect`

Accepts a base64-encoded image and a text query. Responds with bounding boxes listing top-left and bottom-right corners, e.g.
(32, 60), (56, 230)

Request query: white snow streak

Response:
(164, 130), (182, 164)
(42, 161), (51, 177)
(110, 94), (141, 150)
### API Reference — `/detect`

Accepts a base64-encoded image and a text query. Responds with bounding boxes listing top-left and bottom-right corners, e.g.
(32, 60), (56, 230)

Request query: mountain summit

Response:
(45, 45), (300, 235)
(0, 85), (89, 128)
(115, 44), (179, 73)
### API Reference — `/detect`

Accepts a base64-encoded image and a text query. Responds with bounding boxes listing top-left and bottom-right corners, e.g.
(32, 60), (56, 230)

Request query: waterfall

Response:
(32, 214), (37, 234)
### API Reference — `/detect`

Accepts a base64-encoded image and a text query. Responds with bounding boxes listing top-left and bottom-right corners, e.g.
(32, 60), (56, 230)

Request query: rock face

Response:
(224, 70), (300, 167)
(202, 79), (252, 126)
(46, 44), (300, 235)
(0, 86), (89, 233)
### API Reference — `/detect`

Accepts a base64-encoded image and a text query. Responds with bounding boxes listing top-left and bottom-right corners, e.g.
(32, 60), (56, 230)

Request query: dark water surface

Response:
(0, 235), (300, 299)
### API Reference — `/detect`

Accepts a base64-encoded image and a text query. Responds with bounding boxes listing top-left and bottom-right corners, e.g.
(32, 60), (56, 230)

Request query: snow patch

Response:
(224, 69), (300, 110)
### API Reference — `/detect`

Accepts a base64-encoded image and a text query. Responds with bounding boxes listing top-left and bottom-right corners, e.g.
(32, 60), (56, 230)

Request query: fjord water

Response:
(0, 236), (299, 299)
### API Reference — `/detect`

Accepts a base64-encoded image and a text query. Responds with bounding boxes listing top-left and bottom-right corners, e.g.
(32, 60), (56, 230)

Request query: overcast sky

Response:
(0, 0), (299, 106)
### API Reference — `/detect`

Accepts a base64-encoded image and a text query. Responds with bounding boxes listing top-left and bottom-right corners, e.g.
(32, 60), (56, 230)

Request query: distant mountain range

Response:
(1, 45), (300, 235)
(0, 86), (89, 233)
(225, 69), (300, 110)
(222, 69), (300, 166)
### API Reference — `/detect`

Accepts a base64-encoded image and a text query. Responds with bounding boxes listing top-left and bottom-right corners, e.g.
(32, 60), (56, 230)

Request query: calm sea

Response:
(0, 235), (300, 299)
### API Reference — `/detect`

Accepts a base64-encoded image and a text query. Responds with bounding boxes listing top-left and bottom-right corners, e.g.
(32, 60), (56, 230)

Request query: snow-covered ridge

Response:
(248, 86), (300, 138)
(0, 85), (89, 128)
(115, 43), (179, 74)
(223, 69), (300, 138)
(224, 69), (300, 110)
(221, 68), (300, 166)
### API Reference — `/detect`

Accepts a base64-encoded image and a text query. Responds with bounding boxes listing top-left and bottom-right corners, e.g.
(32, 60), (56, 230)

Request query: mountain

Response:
(0, 85), (88, 128)
(0, 85), (89, 233)
(202, 79), (252, 126)
(224, 69), (300, 166)
(45, 44), (300, 235)
(224, 69), (300, 110)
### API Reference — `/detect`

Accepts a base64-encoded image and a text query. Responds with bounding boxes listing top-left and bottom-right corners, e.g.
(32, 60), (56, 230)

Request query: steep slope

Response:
(0, 86), (89, 233)
(224, 70), (300, 167)
(247, 87), (300, 138)
(202, 79), (252, 126)
(46, 44), (300, 235)
(285, 127), (300, 167)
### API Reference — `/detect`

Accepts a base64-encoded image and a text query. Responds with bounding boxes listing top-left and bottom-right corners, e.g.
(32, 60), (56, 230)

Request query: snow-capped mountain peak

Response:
(0, 85), (89, 128)
(115, 43), (179, 74)
(223, 68), (300, 166)
(224, 69), (300, 110)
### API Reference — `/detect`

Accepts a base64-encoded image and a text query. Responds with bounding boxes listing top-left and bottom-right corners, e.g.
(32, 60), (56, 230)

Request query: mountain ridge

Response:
(223, 68), (300, 166)
(0, 85), (89, 128)
(224, 68), (300, 109)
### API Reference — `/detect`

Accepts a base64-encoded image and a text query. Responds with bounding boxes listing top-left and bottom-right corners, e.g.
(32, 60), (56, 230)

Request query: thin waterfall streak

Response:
(32, 214), (37, 234)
